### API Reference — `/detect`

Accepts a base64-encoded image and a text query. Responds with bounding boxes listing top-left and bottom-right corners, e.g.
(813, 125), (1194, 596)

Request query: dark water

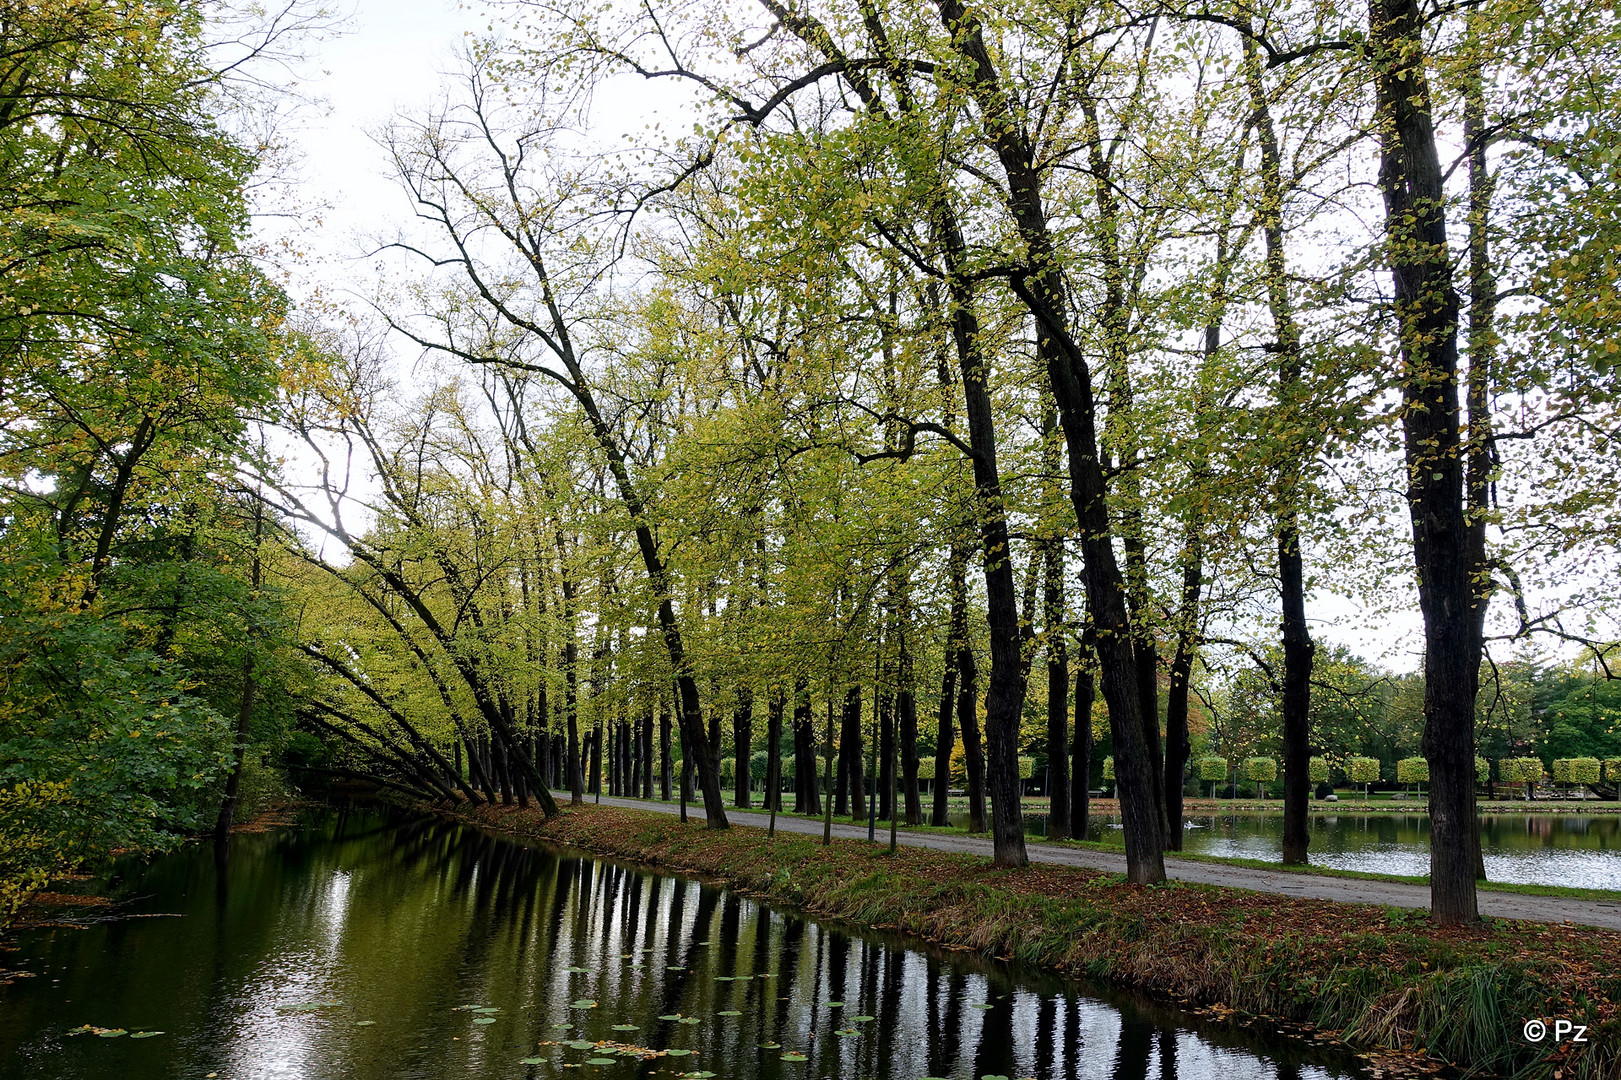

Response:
(0, 807), (1367, 1080)
(962, 810), (1621, 889)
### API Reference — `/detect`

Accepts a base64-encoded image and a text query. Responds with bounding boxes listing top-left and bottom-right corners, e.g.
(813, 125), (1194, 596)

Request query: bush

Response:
(1309, 756), (1329, 783)
(916, 758), (935, 781)
(1017, 756), (1034, 780)
(1348, 756), (1381, 784)
(1476, 756), (1489, 784)
(1501, 757), (1544, 785)
(1396, 756), (1429, 784)
(1566, 757), (1602, 785)
(1197, 756), (1228, 782)
(1551, 758), (1571, 783)
(1245, 757), (1277, 784)
(720, 757), (735, 782)
(1606, 758), (1621, 783)
(1102, 756), (1115, 782)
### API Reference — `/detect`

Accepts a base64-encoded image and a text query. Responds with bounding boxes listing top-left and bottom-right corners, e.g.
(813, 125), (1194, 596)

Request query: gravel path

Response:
(553, 791), (1621, 931)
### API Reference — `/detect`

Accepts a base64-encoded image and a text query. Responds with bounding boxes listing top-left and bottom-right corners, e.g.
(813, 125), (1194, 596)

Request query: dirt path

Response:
(555, 791), (1621, 930)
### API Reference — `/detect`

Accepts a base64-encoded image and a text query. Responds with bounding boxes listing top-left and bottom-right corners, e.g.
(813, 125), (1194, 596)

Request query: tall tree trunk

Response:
(1042, 508), (1071, 840)
(1371, 0), (1482, 923)
(1072, 640), (1095, 840)
(958, 640), (987, 833)
(936, 0), (1163, 881)
(214, 496), (264, 849)
(898, 632), (922, 826)
(734, 685), (753, 807)
(932, 543), (967, 826)
(843, 686), (866, 821)
(794, 677), (819, 815)
(659, 700), (672, 801)
(766, 686), (785, 814)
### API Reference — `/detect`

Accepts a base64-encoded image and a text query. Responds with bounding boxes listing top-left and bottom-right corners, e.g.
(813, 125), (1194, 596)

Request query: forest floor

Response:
(462, 799), (1620, 1080)
(556, 791), (1621, 929)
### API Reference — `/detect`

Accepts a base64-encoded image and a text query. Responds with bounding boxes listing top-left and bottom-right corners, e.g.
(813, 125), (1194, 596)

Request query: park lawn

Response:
(463, 801), (1619, 1080)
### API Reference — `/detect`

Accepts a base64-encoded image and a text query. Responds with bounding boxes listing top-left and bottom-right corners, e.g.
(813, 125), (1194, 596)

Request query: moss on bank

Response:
(458, 801), (1619, 1080)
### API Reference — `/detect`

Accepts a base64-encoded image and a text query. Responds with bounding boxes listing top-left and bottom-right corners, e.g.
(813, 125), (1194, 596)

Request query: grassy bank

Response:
(463, 801), (1619, 1080)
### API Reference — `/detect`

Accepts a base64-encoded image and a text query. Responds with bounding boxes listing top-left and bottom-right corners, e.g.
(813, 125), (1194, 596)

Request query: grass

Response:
(467, 801), (1620, 1080)
(594, 793), (1621, 904)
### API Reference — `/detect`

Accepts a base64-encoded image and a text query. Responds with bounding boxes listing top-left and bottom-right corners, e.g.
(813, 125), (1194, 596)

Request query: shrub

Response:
(1551, 758), (1572, 784)
(916, 758), (935, 781)
(1245, 757), (1277, 784)
(1197, 756), (1228, 782)
(1567, 757), (1602, 785)
(1396, 756), (1430, 784)
(720, 757), (735, 782)
(1348, 756), (1381, 784)
(1309, 756), (1329, 783)
(1605, 758), (1621, 783)
(1476, 756), (1489, 784)
(1102, 756), (1115, 782)
(1018, 756), (1035, 780)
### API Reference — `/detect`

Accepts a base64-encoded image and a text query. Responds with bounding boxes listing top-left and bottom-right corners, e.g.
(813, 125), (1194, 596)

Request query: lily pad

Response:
(666, 966), (686, 971)
(519, 1057), (548, 1065)
(96, 1030), (127, 1038)
(473, 1007), (500, 1014)
(970, 1003), (993, 1010)
(551, 1022), (573, 1030)
(586, 1058), (616, 1065)
(611, 1024), (640, 1032)
(129, 1031), (163, 1039)
(658, 1014), (682, 1021)
(664, 1048), (693, 1057)
(572, 999), (599, 1009)
(682, 1072), (718, 1078)
(567, 966), (591, 974)
(781, 1052), (808, 1062)
(567, 1040), (596, 1050)
(758, 1042), (782, 1049)
(851, 1015), (875, 1023)
(354, 1020), (376, 1027)
(835, 1028), (858, 1037)
(716, 1010), (742, 1017)
(981, 1075), (1011, 1080)
(678, 1016), (701, 1025)
(472, 1017), (498, 1025)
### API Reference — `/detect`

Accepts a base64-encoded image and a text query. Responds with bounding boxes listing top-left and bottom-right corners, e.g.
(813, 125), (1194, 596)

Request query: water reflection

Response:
(0, 807), (1365, 1079)
(967, 810), (1621, 889)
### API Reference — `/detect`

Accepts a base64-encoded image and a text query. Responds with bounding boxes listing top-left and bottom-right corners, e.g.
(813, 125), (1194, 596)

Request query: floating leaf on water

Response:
(825, 1001), (844, 1008)
(611, 1024), (639, 1032)
(666, 966), (685, 971)
(757, 1042), (781, 1049)
(586, 1058), (616, 1065)
(678, 1016), (701, 1025)
(835, 1028), (858, 1037)
(567, 1040), (596, 1050)
(780, 1052), (808, 1062)
(851, 1016), (875, 1023)
(129, 1031), (163, 1039)
(682, 1072), (717, 1078)
(473, 1007), (500, 1014)
(551, 1022), (573, 1029)
(716, 1010), (741, 1017)
(354, 1021), (376, 1027)
(664, 1048), (693, 1057)
(658, 1014), (682, 1022)
(96, 1030), (127, 1038)
(572, 999), (598, 1009)
(567, 967), (591, 974)
(472, 1017), (498, 1025)
(980, 1074), (1011, 1080)
(970, 1003), (993, 1010)
(519, 1057), (548, 1065)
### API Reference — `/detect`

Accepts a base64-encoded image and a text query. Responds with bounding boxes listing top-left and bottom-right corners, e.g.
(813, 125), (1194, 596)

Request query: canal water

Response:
(975, 811), (1621, 890)
(0, 806), (1368, 1080)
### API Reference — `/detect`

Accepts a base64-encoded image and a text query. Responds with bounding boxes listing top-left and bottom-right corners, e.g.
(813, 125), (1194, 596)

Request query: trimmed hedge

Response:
(1348, 756), (1380, 784)
(1396, 756), (1430, 784)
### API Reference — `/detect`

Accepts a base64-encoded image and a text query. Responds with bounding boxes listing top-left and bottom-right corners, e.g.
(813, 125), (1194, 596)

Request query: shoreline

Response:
(448, 799), (1620, 1080)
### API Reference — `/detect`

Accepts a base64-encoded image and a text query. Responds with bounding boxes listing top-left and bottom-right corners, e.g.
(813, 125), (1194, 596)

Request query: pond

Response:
(973, 810), (1621, 889)
(0, 806), (1368, 1080)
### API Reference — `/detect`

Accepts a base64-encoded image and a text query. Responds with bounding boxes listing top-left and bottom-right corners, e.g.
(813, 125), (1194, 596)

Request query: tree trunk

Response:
(958, 641), (987, 833)
(765, 686), (784, 814)
(932, 544), (967, 827)
(1042, 525), (1070, 841)
(842, 686), (865, 821)
(659, 701), (672, 801)
(1072, 649), (1094, 840)
(898, 634), (922, 826)
(734, 685), (753, 807)
(1371, 0), (1482, 922)
(794, 677), (819, 815)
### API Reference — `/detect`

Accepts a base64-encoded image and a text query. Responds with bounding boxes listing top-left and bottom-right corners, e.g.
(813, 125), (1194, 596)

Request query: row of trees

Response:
(271, 0), (1621, 927)
(4, 0), (1618, 931)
